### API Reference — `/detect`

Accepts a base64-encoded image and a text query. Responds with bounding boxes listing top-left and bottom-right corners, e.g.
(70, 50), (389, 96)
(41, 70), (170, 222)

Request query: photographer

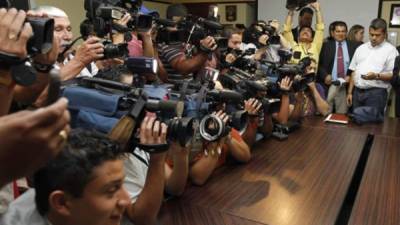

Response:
(257, 20), (291, 62)
(0, 8), (70, 213)
(157, 4), (218, 82)
(290, 58), (330, 120)
(189, 110), (251, 186)
(1, 117), (172, 225)
(122, 116), (171, 225)
(35, 6), (105, 81)
(283, 1), (324, 65)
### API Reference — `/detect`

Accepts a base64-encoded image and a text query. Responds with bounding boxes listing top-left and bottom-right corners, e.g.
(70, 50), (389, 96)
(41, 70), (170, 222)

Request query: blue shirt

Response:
(331, 41), (350, 80)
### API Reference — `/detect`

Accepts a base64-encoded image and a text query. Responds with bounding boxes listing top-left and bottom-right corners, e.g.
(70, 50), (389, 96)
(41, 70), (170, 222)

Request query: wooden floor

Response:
(159, 118), (400, 225)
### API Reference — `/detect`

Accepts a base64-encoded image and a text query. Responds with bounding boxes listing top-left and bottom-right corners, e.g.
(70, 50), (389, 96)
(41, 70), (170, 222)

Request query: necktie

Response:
(337, 42), (345, 78)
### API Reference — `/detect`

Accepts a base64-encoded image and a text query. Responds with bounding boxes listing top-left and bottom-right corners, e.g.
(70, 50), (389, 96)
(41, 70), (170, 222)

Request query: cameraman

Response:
(283, 1), (324, 65)
(35, 6), (104, 80)
(157, 4), (218, 82)
(189, 110), (251, 186)
(290, 58), (330, 120)
(0, 8), (70, 212)
(257, 20), (291, 62)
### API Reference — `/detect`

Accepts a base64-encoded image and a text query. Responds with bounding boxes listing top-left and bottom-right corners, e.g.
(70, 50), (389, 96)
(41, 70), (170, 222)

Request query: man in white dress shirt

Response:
(347, 18), (398, 123)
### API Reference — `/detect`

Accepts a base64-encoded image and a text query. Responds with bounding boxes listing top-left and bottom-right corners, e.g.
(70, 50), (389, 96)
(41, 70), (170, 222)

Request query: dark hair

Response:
(223, 27), (242, 39)
(34, 129), (124, 216)
(242, 22), (264, 44)
(166, 4), (188, 19)
(332, 21), (348, 31)
(299, 7), (314, 17)
(370, 18), (387, 33)
(299, 25), (313, 34)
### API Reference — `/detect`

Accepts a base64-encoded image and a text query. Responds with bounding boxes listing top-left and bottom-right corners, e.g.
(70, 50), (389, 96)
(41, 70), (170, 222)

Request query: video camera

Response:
(157, 15), (228, 52)
(0, 0), (55, 86)
(0, 0), (54, 56)
(286, 0), (317, 11)
(84, 0), (153, 35)
(75, 77), (196, 150)
(262, 50), (314, 93)
(170, 75), (248, 142)
(247, 22), (281, 47)
(219, 66), (281, 115)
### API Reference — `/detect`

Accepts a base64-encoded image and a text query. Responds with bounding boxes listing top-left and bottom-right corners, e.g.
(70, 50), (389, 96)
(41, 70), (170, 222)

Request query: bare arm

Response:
(241, 117), (259, 148)
(274, 94), (290, 124)
(126, 118), (168, 225)
(290, 92), (304, 121)
(347, 71), (355, 106)
(127, 154), (166, 225)
(164, 144), (189, 196)
(60, 37), (104, 81)
(308, 82), (330, 116)
(170, 36), (216, 76)
(226, 133), (251, 163)
(189, 149), (220, 186)
(170, 52), (208, 76)
(140, 33), (155, 58)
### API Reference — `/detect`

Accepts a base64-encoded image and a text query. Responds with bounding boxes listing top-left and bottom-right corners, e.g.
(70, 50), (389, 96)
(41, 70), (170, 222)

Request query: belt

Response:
(355, 87), (385, 92)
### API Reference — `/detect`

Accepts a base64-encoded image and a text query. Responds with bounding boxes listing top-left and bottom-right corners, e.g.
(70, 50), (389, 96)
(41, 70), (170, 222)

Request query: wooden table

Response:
(348, 135), (400, 225)
(159, 126), (368, 225)
(302, 117), (400, 137)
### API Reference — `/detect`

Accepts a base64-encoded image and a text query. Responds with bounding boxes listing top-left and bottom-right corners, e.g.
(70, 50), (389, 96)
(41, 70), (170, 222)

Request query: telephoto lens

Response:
(199, 110), (248, 142)
(166, 117), (196, 147)
(102, 41), (129, 59)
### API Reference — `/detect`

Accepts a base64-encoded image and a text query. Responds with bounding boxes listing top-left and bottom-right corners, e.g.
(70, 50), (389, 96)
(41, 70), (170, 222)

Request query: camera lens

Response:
(199, 115), (225, 142)
(167, 117), (195, 147)
(103, 43), (128, 59)
(230, 110), (248, 135)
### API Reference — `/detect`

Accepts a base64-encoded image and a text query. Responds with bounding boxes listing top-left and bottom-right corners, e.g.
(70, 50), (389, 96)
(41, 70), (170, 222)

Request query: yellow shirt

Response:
(283, 22), (325, 65)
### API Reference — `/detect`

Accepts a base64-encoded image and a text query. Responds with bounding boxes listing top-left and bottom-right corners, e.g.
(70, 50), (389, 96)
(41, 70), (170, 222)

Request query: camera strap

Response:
(0, 51), (26, 69)
(136, 142), (170, 154)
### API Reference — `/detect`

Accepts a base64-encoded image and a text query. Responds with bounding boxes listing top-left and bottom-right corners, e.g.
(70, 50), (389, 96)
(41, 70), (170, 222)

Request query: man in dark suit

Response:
(391, 55), (400, 117)
(318, 21), (360, 114)
(292, 7), (315, 42)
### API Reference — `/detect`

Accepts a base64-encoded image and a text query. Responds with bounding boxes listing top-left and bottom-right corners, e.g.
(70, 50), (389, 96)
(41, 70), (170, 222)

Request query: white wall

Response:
(258, 0), (380, 42)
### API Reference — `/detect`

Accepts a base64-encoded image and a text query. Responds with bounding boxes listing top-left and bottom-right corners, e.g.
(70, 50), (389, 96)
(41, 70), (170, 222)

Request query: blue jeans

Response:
(352, 87), (388, 123)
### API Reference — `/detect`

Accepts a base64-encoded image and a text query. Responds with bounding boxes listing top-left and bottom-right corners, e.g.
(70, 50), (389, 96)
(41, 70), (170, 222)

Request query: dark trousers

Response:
(352, 87), (388, 123)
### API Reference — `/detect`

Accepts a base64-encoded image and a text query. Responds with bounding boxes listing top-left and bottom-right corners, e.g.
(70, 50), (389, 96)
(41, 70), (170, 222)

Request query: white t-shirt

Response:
(0, 189), (48, 225)
(0, 184), (13, 215)
(119, 149), (150, 225)
(349, 41), (398, 89)
(123, 149), (149, 203)
(55, 54), (99, 78)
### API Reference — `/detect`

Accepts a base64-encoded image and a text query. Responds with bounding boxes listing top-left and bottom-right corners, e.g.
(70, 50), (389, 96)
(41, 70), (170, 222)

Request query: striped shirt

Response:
(157, 43), (190, 81)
